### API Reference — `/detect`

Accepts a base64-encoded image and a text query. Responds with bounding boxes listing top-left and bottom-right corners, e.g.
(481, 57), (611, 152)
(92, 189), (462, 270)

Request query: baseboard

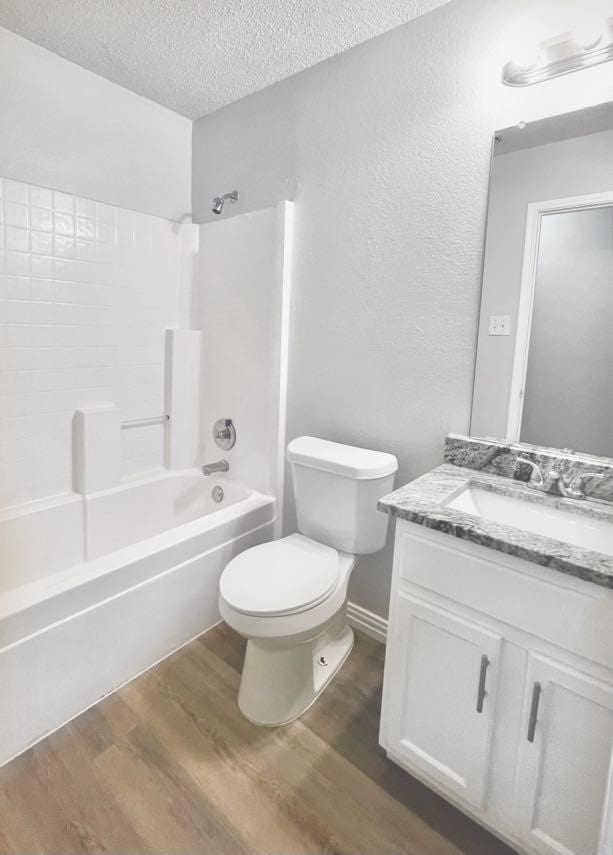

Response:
(347, 601), (387, 644)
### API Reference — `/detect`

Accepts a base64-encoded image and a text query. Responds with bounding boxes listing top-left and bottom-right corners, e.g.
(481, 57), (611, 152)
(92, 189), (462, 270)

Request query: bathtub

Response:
(0, 470), (275, 766)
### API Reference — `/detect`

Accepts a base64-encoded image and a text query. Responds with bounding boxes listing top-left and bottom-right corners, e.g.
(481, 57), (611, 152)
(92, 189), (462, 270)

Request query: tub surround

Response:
(0, 175), (199, 509)
(379, 462), (613, 589)
(198, 201), (294, 536)
(445, 434), (613, 503)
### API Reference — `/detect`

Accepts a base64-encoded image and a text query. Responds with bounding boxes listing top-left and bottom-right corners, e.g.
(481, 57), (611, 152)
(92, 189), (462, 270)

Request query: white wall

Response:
(192, 0), (613, 617)
(0, 27), (191, 221)
(472, 127), (613, 439)
(0, 176), (196, 508)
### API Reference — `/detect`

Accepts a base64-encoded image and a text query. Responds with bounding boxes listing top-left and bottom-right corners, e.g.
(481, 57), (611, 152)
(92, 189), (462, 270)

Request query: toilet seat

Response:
(219, 533), (339, 617)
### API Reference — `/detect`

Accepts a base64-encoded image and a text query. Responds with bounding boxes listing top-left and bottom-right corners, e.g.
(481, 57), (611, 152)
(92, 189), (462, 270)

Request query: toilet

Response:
(218, 436), (398, 726)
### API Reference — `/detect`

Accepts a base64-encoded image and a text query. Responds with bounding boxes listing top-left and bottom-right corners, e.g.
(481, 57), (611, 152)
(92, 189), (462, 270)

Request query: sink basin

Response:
(447, 486), (613, 556)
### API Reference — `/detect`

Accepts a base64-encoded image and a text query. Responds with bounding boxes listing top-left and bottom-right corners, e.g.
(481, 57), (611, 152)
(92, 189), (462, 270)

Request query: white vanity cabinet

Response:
(383, 592), (501, 809)
(380, 521), (613, 855)
(513, 655), (613, 855)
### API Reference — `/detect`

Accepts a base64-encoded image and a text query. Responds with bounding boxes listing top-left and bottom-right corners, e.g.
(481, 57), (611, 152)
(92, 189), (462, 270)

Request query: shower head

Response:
(212, 190), (239, 215)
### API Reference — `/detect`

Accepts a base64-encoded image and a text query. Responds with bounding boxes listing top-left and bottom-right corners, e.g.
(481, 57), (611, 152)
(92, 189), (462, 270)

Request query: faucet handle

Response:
(213, 418), (236, 450)
(565, 471), (605, 500)
(516, 457), (544, 486)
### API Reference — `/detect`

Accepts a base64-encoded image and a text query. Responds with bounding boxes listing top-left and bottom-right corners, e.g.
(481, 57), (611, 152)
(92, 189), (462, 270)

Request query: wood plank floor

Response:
(0, 624), (516, 854)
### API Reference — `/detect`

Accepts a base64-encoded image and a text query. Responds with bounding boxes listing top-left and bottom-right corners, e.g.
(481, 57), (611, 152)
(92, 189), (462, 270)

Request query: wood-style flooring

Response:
(0, 623), (516, 854)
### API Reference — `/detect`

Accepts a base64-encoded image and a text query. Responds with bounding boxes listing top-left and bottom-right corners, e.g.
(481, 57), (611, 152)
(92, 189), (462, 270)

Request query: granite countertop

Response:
(378, 464), (613, 589)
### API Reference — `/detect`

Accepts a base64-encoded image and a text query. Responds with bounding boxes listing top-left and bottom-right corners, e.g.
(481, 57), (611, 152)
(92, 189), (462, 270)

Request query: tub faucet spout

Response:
(202, 459), (230, 476)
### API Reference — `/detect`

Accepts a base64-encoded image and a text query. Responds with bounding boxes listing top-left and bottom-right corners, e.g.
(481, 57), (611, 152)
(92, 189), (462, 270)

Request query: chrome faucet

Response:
(564, 471), (605, 500)
(202, 459), (229, 476)
(515, 457), (604, 500)
(516, 458), (564, 495)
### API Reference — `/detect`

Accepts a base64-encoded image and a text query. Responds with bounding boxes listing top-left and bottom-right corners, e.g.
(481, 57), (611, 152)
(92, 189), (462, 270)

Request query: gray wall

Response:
(192, 0), (613, 618)
(472, 127), (613, 439)
(0, 27), (191, 220)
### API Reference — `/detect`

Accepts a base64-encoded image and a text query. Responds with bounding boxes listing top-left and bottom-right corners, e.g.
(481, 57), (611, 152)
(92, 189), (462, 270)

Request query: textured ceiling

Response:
(0, 0), (452, 119)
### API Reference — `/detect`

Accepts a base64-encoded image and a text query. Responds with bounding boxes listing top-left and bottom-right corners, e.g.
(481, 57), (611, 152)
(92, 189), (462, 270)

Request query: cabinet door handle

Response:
(527, 682), (542, 743)
(476, 654), (489, 713)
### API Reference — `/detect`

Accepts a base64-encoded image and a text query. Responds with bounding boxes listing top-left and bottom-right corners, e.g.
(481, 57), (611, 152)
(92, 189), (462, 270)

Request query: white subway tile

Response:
(4, 180), (28, 204)
(5, 300), (30, 324)
(30, 206), (54, 233)
(76, 197), (96, 218)
(96, 220), (114, 244)
(54, 212), (75, 236)
(30, 278), (55, 301)
(75, 238), (97, 262)
(0, 177), (189, 508)
(96, 243), (113, 264)
(75, 217), (95, 239)
(117, 211), (135, 249)
(5, 227), (29, 253)
(54, 235), (76, 258)
(5, 252), (29, 276)
(4, 202), (29, 229)
(31, 231), (54, 255)
(5, 276), (30, 300)
(29, 186), (53, 209)
(53, 191), (74, 213)
(95, 202), (115, 224)
(30, 255), (54, 278)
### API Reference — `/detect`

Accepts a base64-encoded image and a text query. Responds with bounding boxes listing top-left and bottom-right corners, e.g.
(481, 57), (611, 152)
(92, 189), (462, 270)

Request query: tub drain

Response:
(212, 485), (224, 503)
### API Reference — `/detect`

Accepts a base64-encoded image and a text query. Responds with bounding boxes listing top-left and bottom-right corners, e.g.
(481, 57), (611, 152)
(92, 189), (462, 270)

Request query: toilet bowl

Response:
(219, 436), (397, 726)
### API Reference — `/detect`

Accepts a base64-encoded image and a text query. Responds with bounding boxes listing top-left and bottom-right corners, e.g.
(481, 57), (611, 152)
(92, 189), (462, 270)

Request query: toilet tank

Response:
(286, 436), (398, 555)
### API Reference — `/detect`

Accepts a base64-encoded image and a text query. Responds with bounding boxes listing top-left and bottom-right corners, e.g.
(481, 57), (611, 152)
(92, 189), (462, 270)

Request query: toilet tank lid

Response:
(287, 436), (398, 480)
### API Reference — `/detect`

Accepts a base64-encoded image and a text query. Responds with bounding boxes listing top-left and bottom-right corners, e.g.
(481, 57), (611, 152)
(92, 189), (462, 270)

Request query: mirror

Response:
(471, 103), (613, 459)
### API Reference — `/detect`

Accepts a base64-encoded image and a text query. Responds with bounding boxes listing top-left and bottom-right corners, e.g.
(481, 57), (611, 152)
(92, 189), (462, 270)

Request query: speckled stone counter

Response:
(445, 434), (613, 503)
(378, 464), (613, 589)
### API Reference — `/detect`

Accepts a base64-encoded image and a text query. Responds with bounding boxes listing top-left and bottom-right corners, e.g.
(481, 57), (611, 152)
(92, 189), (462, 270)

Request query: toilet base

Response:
(237, 616), (354, 726)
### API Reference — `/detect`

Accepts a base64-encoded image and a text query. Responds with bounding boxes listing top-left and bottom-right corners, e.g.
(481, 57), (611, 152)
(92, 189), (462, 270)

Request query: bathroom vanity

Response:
(378, 442), (613, 855)
(377, 102), (613, 854)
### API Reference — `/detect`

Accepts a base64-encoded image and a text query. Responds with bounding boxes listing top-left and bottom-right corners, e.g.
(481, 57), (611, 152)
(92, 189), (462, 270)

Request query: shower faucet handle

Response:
(213, 418), (236, 450)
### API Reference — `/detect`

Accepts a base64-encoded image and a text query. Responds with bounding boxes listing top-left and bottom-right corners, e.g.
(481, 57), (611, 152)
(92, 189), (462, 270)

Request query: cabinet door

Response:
(514, 654), (613, 855)
(382, 592), (501, 809)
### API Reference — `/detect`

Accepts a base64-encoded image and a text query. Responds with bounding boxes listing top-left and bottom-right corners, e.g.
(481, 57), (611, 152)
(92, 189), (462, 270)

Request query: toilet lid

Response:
(220, 534), (340, 617)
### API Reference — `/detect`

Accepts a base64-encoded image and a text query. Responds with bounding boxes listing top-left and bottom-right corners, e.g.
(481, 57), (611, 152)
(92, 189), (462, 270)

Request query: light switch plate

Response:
(488, 315), (511, 336)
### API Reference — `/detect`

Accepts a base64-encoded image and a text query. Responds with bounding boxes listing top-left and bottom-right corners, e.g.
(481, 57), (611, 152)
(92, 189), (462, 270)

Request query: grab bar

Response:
(121, 414), (170, 429)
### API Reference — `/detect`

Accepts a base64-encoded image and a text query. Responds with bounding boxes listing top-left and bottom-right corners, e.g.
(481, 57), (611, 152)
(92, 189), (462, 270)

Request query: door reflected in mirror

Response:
(471, 104), (613, 459)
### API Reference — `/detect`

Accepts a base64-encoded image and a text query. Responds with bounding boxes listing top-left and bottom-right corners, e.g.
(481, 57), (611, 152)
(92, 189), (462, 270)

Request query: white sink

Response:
(447, 486), (613, 556)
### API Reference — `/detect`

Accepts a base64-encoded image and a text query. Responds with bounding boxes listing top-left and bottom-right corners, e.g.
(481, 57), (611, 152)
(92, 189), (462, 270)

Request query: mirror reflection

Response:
(471, 104), (613, 459)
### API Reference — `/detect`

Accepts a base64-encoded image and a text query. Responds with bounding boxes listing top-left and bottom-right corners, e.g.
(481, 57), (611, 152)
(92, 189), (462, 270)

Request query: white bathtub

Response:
(0, 470), (275, 766)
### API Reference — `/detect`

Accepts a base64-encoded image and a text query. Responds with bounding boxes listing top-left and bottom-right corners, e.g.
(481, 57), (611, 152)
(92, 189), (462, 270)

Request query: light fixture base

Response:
(503, 25), (613, 87)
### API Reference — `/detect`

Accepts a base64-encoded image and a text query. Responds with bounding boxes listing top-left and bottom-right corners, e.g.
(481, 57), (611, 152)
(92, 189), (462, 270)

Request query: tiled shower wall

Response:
(0, 177), (194, 510)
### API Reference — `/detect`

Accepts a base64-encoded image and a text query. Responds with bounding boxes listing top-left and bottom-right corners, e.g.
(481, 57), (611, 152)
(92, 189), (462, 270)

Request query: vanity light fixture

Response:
(503, 17), (613, 86)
